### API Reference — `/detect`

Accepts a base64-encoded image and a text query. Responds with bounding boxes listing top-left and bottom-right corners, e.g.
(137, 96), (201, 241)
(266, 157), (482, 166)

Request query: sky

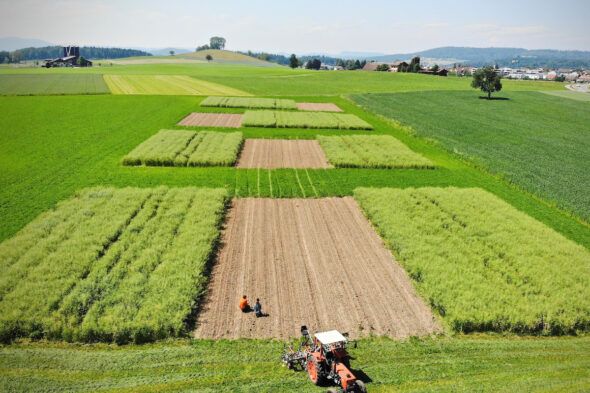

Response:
(1, 0), (589, 54)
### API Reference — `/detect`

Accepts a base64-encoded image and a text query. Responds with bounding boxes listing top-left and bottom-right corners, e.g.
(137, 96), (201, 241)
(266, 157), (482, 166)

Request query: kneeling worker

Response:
(254, 298), (263, 317)
(239, 295), (251, 312)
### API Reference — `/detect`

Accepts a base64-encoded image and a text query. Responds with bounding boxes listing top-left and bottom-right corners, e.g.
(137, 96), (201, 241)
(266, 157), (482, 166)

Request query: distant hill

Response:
(370, 47), (590, 68)
(148, 47), (193, 56)
(0, 37), (54, 51)
(181, 50), (277, 66)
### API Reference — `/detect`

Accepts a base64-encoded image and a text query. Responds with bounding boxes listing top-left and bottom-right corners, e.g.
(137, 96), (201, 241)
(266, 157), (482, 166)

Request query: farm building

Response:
(44, 46), (92, 68)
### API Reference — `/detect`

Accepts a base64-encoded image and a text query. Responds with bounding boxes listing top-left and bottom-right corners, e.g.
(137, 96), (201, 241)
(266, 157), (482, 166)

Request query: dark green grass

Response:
(0, 94), (588, 251)
(0, 74), (110, 95)
(0, 336), (588, 392)
(351, 91), (590, 223)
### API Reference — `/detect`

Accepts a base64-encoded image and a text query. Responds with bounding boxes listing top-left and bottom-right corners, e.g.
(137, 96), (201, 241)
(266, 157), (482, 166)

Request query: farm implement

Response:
(282, 326), (367, 393)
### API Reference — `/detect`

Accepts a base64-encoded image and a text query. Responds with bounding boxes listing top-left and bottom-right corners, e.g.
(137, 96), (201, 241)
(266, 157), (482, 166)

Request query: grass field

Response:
(104, 74), (250, 96)
(0, 187), (227, 343)
(242, 110), (373, 129)
(123, 130), (243, 166)
(201, 96), (297, 109)
(317, 135), (434, 168)
(541, 90), (590, 101)
(1, 336), (588, 392)
(354, 187), (590, 334)
(0, 74), (109, 95)
(351, 91), (590, 222)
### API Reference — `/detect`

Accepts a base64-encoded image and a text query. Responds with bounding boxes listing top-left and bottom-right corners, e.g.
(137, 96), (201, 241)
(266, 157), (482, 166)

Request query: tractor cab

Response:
(314, 330), (350, 361)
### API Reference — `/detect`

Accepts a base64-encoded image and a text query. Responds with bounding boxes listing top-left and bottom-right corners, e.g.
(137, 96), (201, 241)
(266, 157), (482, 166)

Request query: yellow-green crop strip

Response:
(200, 96), (297, 109)
(242, 110), (373, 129)
(123, 130), (243, 167)
(354, 187), (590, 334)
(104, 75), (251, 96)
(317, 135), (434, 168)
(0, 187), (228, 343)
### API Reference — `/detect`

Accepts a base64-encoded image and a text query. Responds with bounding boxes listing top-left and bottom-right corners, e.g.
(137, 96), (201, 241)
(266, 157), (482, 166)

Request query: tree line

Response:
(0, 46), (152, 63)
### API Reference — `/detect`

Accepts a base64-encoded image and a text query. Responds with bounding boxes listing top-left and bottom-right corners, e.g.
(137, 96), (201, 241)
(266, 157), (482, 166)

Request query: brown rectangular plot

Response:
(297, 103), (343, 112)
(237, 139), (331, 168)
(194, 198), (440, 339)
(178, 113), (243, 128)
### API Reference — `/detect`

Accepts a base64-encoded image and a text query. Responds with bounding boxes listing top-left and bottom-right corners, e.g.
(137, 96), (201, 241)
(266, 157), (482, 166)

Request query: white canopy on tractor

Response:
(314, 330), (347, 345)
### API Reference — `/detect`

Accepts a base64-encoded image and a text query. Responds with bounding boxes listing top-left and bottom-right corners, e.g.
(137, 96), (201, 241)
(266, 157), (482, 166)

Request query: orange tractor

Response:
(282, 326), (367, 393)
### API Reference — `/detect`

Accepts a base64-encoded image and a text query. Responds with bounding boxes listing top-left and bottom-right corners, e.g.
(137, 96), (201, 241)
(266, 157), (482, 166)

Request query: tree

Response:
(289, 54), (299, 69)
(169, 50), (175, 56)
(431, 64), (439, 73)
(206, 54), (213, 62)
(376, 64), (390, 71)
(210, 37), (226, 50)
(409, 56), (421, 73)
(471, 66), (503, 99)
(305, 58), (321, 70)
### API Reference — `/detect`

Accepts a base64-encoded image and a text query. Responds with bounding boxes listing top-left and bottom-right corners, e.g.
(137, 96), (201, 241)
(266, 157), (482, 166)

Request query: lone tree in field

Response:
(210, 37), (226, 50)
(206, 54), (213, 62)
(289, 54), (299, 69)
(169, 50), (175, 56)
(472, 66), (503, 99)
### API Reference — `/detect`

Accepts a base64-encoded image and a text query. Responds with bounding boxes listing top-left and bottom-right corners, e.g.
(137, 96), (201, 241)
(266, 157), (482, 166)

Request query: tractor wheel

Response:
(307, 357), (326, 386)
(355, 380), (367, 393)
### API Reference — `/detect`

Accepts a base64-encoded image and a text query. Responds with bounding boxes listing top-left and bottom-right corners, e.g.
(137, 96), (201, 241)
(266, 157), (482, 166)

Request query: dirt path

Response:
(194, 198), (440, 339)
(178, 113), (243, 128)
(237, 139), (331, 168)
(297, 103), (343, 112)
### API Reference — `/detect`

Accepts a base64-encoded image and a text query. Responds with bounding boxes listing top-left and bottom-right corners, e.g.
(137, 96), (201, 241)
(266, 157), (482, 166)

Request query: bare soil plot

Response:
(178, 113), (243, 128)
(237, 139), (331, 168)
(297, 103), (343, 112)
(194, 198), (440, 339)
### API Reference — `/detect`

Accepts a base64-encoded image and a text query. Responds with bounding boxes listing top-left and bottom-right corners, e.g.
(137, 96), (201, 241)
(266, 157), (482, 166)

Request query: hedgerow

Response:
(242, 110), (373, 130)
(0, 187), (228, 343)
(122, 130), (243, 167)
(354, 187), (590, 335)
(317, 135), (434, 169)
(200, 96), (297, 109)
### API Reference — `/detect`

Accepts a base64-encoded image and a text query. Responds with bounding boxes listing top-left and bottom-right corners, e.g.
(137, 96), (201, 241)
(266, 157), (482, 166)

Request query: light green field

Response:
(354, 187), (590, 334)
(104, 74), (250, 96)
(541, 90), (590, 101)
(201, 96), (297, 109)
(0, 187), (227, 343)
(0, 74), (109, 95)
(242, 110), (373, 129)
(317, 135), (433, 168)
(123, 130), (243, 167)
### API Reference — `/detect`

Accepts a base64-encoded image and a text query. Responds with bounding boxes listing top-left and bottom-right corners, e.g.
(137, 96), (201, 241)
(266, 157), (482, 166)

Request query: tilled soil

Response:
(177, 113), (243, 128)
(237, 139), (332, 168)
(297, 103), (343, 112)
(194, 198), (441, 339)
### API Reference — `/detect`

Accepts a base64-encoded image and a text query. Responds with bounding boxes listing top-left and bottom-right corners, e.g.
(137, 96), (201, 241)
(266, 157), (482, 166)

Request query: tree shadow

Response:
(478, 96), (510, 100)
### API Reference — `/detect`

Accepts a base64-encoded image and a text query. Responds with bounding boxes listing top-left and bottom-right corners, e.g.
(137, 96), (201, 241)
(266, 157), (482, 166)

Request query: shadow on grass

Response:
(478, 96), (510, 100)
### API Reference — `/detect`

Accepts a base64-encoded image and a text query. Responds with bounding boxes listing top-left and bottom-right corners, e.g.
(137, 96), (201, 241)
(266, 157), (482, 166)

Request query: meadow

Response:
(0, 187), (227, 343)
(351, 91), (590, 222)
(123, 130), (243, 166)
(242, 110), (373, 129)
(0, 74), (109, 95)
(0, 336), (588, 392)
(201, 96), (297, 109)
(354, 187), (590, 334)
(317, 135), (434, 168)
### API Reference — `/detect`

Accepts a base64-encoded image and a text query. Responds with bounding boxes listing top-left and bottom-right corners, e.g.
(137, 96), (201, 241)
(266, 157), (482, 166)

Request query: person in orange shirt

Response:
(239, 295), (251, 312)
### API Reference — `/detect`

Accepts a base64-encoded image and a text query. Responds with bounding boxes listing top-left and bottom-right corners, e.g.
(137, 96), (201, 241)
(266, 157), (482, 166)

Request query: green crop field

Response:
(0, 74), (109, 95)
(242, 110), (373, 129)
(123, 130), (243, 167)
(351, 91), (590, 222)
(201, 96), (298, 109)
(317, 135), (433, 168)
(0, 187), (227, 343)
(104, 74), (250, 96)
(1, 336), (588, 392)
(354, 187), (590, 334)
(0, 56), (588, 392)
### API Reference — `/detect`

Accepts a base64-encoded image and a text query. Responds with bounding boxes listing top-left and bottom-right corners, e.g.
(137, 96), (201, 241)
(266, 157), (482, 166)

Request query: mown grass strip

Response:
(242, 110), (373, 130)
(317, 135), (434, 169)
(354, 187), (590, 335)
(0, 187), (228, 343)
(201, 96), (297, 109)
(104, 75), (250, 96)
(122, 130), (243, 167)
